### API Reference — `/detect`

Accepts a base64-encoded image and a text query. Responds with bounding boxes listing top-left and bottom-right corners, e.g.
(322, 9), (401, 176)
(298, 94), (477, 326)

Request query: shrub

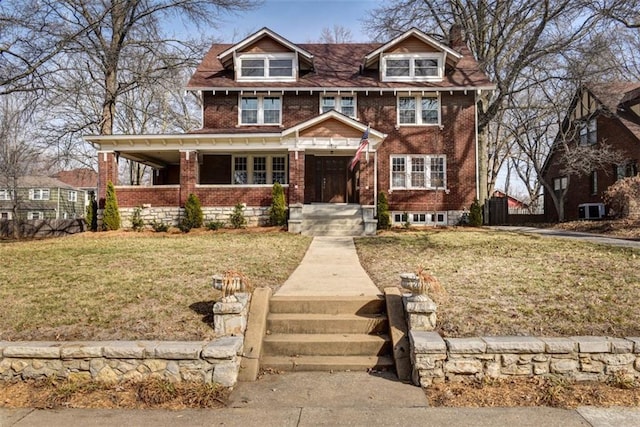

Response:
(376, 191), (391, 230)
(206, 220), (225, 231)
(102, 181), (121, 231)
(269, 182), (287, 226)
(229, 203), (247, 229)
(150, 220), (169, 232)
(131, 207), (144, 231)
(469, 198), (483, 227)
(179, 193), (204, 233)
(604, 176), (640, 219)
(86, 191), (98, 232)
(402, 211), (411, 229)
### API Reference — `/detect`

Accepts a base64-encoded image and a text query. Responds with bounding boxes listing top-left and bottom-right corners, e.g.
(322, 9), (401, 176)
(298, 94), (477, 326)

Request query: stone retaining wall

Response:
(0, 337), (243, 387)
(410, 331), (640, 387)
(118, 206), (269, 229)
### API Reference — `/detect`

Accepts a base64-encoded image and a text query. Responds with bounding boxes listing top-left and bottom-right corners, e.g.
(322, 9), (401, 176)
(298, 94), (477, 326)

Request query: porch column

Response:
(357, 155), (375, 205)
(97, 151), (118, 207)
(288, 150), (305, 205)
(179, 150), (199, 206)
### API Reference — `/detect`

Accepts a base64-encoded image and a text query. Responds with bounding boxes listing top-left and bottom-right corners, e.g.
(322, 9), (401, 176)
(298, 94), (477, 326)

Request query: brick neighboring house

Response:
(0, 176), (87, 221)
(543, 82), (640, 221)
(85, 27), (493, 230)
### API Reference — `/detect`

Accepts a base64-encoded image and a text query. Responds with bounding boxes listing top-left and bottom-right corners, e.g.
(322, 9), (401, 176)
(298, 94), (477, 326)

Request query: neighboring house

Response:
(0, 176), (87, 221)
(85, 27), (493, 229)
(52, 168), (98, 206)
(543, 82), (640, 221)
(492, 190), (529, 210)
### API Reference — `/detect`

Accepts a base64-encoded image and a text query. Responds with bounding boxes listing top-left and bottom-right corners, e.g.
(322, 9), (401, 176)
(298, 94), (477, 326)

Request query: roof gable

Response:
(282, 110), (386, 145)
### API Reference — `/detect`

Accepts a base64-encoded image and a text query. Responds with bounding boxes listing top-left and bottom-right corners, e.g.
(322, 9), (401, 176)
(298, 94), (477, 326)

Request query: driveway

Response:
(490, 226), (640, 249)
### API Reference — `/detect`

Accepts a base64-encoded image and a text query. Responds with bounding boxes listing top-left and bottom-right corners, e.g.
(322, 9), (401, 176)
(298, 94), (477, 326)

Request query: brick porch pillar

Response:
(179, 150), (199, 206)
(357, 153), (375, 205)
(288, 150), (305, 205)
(97, 151), (118, 208)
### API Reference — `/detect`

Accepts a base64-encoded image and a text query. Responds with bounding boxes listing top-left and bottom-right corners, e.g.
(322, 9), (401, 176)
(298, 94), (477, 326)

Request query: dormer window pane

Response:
(415, 59), (438, 76)
(269, 59), (293, 77)
(386, 59), (410, 76)
(241, 59), (264, 77)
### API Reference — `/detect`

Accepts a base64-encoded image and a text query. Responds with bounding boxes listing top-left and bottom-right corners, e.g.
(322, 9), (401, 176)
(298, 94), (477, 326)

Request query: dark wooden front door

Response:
(315, 156), (349, 203)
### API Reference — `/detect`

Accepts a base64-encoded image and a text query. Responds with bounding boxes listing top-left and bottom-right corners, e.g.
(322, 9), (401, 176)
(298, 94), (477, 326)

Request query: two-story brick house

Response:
(543, 82), (640, 221)
(86, 27), (493, 232)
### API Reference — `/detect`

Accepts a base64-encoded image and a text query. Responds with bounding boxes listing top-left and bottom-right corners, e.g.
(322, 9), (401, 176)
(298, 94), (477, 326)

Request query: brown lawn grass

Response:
(355, 228), (640, 338)
(0, 229), (311, 341)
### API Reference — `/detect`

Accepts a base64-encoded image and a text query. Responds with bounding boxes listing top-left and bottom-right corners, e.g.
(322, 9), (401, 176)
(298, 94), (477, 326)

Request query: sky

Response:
(183, 0), (383, 43)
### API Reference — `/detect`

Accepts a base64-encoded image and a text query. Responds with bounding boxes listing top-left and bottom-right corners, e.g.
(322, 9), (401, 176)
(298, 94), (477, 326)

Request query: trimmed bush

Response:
(179, 193), (204, 233)
(469, 198), (483, 227)
(230, 203), (247, 229)
(102, 181), (121, 231)
(269, 182), (287, 226)
(376, 191), (391, 230)
(206, 220), (225, 231)
(150, 220), (169, 232)
(131, 207), (144, 231)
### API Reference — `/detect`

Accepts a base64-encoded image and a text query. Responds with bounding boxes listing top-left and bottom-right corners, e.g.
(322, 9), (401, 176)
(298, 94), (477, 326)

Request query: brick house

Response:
(543, 82), (640, 221)
(86, 27), (493, 231)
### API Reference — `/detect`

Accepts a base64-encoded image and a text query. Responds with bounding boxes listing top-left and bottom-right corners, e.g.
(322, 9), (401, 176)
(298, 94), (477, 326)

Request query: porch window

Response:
(30, 188), (50, 200)
(398, 95), (439, 125)
(382, 54), (443, 81)
(579, 119), (597, 145)
(233, 155), (288, 185)
(390, 155), (447, 190)
(320, 95), (357, 118)
(240, 95), (281, 125)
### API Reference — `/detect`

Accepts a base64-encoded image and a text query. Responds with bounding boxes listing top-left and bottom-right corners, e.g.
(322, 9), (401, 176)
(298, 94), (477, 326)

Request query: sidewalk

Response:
(490, 225), (640, 249)
(3, 236), (640, 426)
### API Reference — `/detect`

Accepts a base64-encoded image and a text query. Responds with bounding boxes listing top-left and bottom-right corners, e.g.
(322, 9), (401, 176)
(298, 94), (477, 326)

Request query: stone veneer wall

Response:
(410, 331), (640, 387)
(0, 337), (244, 387)
(117, 206), (269, 229)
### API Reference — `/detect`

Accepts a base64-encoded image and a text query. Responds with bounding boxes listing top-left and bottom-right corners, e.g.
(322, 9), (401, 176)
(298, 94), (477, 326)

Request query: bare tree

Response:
(590, 0), (640, 28)
(318, 25), (354, 43)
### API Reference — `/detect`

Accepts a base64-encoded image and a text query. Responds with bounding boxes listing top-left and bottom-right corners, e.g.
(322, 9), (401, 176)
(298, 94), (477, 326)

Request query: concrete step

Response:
(269, 296), (385, 315)
(301, 228), (365, 237)
(301, 218), (364, 226)
(263, 333), (391, 357)
(267, 313), (388, 334)
(260, 355), (395, 372)
(302, 204), (362, 217)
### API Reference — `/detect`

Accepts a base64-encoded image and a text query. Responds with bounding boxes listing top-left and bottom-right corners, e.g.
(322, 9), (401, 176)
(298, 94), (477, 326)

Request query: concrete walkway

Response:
(275, 236), (380, 296)
(490, 226), (640, 249)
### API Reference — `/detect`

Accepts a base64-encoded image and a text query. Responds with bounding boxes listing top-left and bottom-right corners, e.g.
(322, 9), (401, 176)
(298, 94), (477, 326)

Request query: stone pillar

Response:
(179, 150), (198, 206)
(287, 203), (303, 234)
(362, 205), (377, 236)
(97, 151), (118, 208)
(400, 273), (437, 331)
(213, 293), (250, 336)
(288, 150), (305, 205)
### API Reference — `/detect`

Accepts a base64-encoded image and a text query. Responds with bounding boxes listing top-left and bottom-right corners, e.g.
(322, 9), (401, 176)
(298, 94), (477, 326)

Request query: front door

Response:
(309, 156), (347, 203)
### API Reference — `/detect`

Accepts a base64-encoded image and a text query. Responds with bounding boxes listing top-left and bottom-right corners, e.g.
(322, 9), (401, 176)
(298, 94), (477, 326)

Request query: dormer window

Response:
(382, 54), (443, 81)
(236, 53), (296, 81)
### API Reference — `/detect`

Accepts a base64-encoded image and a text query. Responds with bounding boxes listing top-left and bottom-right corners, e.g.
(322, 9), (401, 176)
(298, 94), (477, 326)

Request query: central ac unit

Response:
(578, 203), (605, 220)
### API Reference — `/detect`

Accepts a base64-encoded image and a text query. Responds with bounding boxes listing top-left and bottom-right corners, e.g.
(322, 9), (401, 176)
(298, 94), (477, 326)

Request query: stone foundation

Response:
(117, 206), (270, 229)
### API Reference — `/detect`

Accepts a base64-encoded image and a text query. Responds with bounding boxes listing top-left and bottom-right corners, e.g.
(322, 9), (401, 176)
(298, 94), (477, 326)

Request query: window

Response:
(68, 191), (78, 202)
(237, 54), (295, 81)
(616, 161), (638, 180)
(383, 54), (442, 81)
(390, 155), (447, 189)
(233, 155), (287, 185)
(1, 212), (11, 220)
(28, 211), (43, 220)
(30, 188), (50, 200)
(320, 95), (357, 118)
(0, 189), (10, 200)
(393, 211), (447, 225)
(590, 171), (598, 195)
(239, 95), (281, 125)
(553, 176), (568, 191)
(398, 95), (439, 125)
(579, 119), (597, 145)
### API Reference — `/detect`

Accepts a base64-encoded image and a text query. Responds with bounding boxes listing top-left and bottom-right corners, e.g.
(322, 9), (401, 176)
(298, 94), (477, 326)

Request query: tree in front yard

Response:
(102, 181), (120, 231)
(180, 193), (204, 232)
(269, 182), (287, 226)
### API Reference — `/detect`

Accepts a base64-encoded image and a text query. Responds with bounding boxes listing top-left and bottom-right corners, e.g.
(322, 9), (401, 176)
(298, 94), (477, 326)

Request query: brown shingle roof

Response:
(187, 43), (493, 90)
(587, 81), (640, 142)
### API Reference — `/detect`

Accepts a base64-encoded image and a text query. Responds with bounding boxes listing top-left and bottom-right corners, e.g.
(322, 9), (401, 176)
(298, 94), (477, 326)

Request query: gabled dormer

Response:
(217, 28), (314, 82)
(363, 28), (462, 83)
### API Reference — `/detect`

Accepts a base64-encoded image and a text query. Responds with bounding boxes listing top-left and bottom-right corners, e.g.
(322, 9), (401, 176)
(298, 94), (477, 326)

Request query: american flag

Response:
(349, 127), (369, 171)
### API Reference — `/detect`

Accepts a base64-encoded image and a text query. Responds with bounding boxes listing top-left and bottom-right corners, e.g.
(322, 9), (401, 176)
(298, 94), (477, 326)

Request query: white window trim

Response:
(238, 94), (283, 126)
(319, 94), (358, 119)
(0, 189), (11, 200)
(553, 176), (568, 191)
(382, 53), (444, 82)
(28, 211), (44, 220)
(389, 154), (447, 190)
(68, 190), (78, 202)
(579, 118), (597, 145)
(29, 188), (50, 201)
(235, 53), (297, 82)
(396, 93), (441, 126)
(392, 211), (447, 226)
(0, 211), (12, 220)
(232, 154), (288, 185)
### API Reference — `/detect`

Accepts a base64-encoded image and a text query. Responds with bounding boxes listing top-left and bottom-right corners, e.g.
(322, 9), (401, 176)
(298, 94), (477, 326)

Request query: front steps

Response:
(300, 204), (365, 237)
(261, 296), (394, 372)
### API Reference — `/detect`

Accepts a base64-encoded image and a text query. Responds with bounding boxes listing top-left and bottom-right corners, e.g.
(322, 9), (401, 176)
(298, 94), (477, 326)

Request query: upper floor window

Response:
(0, 189), (11, 200)
(237, 54), (295, 81)
(616, 161), (638, 180)
(390, 155), (446, 190)
(320, 95), (357, 118)
(68, 190), (78, 202)
(239, 95), (282, 125)
(30, 188), (50, 200)
(233, 155), (288, 185)
(382, 54), (442, 81)
(553, 176), (568, 192)
(398, 95), (439, 126)
(590, 171), (598, 195)
(579, 118), (597, 145)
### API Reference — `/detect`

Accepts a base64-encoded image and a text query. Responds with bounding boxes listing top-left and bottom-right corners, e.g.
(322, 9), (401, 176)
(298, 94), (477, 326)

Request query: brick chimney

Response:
(449, 24), (465, 48)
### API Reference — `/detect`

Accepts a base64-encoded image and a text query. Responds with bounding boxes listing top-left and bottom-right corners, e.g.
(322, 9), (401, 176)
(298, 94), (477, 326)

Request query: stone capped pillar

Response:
(179, 150), (198, 206)
(97, 151), (118, 207)
(288, 150), (305, 205)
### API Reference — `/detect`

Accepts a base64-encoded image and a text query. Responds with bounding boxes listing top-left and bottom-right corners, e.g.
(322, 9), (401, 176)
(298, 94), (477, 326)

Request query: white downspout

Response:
(373, 150), (378, 215)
